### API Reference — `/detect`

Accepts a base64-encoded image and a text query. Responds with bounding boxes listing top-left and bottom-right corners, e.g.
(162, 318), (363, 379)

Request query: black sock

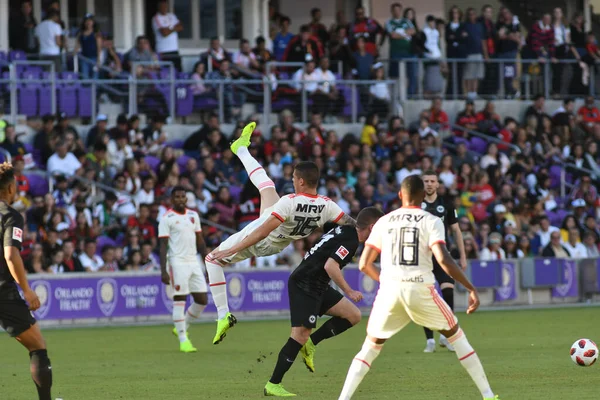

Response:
(269, 338), (303, 384)
(310, 317), (353, 346)
(30, 349), (52, 400)
(424, 327), (434, 340)
(442, 287), (454, 310)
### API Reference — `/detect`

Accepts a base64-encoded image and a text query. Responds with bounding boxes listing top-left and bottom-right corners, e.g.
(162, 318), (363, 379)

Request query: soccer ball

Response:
(570, 339), (598, 367)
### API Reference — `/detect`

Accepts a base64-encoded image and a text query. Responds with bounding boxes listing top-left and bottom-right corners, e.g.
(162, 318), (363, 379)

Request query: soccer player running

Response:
(0, 162), (53, 400)
(208, 122), (355, 345)
(339, 176), (500, 400)
(159, 186), (209, 353)
(421, 170), (467, 353)
(265, 207), (384, 397)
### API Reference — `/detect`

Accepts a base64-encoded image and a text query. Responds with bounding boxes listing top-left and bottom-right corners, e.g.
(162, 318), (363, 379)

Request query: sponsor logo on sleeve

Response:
(336, 246), (349, 259)
(12, 227), (23, 242)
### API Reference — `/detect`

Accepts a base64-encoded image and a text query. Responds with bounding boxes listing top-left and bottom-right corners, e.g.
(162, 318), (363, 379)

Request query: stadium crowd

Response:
(2, 1), (600, 274)
(8, 1), (600, 99)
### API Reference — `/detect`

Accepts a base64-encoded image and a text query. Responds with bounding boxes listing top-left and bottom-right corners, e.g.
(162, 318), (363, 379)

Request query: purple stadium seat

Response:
(176, 85), (193, 117)
(145, 156), (161, 173)
(9, 50), (27, 62)
(167, 139), (184, 149)
(59, 72), (79, 86)
(96, 236), (117, 254)
(24, 143), (34, 154)
(176, 154), (192, 171)
(340, 85), (363, 117)
(469, 137), (488, 154)
(177, 72), (190, 79)
(229, 185), (242, 202)
(549, 165), (562, 189)
(25, 174), (49, 197)
(193, 96), (218, 111)
(58, 85), (78, 117)
(452, 137), (469, 146)
(78, 86), (92, 118)
(18, 71), (39, 117)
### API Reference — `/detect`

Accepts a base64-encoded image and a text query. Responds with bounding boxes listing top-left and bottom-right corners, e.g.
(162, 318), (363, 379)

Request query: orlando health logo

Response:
(227, 273), (246, 311)
(359, 274), (377, 306)
(30, 280), (51, 319)
(97, 278), (118, 317)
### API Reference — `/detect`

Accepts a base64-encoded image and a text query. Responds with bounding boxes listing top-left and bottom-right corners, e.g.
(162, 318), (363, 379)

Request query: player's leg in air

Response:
(1, 290), (53, 400)
(205, 121), (279, 344)
(265, 289), (362, 397)
(300, 290), (362, 373)
(423, 274), (455, 353)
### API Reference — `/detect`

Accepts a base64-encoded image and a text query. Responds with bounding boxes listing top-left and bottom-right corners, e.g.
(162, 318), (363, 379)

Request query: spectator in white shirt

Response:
(315, 56), (343, 119)
(193, 171), (213, 214)
(152, 0), (183, 70)
(479, 232), (507, 260)
(233, 39), (260, 74)
(135, 176), (156, 205)
(79, 239), (105, 272)
(35, 9), (63, 71)
(417, 117), (439, 138)
(47, 140), (83, 177)
(395, 155), (422, 185)
(583, 231), (600, 258)
(293, 59), (332, 118)
(369, 63), (391, 118)
(107, 132), (134, 177)
(564, 228), (587, 258)
(536, 215), (560, 248)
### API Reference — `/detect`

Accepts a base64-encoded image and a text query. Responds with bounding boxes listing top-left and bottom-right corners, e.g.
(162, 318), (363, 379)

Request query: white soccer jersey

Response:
(158, 209), (202, 263)
(268, 193), (345, 248)
(366, 206), (446, 285)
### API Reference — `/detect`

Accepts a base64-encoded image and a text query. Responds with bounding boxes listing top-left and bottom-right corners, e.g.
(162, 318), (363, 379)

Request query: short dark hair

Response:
(311, 8), (320, 17)
(171, 185), (187, 197)
(102, 245), (115, 254)
(280, 16), (290, 24)
(94, 142), (107, 152)
(356, 207), (385, 229)
(294, 161), (320, 188)
(391, 3), (402, 11)
(240, 38), (249, 45)
(105, 191), (118, 202)
(256, 36), (266, 44)
(401, 175), (425, 197)
(139, 203), (150, 210)
(85, 238), (97, 246)
(422, 169), (438, 179)
(0, 162), (15, 191)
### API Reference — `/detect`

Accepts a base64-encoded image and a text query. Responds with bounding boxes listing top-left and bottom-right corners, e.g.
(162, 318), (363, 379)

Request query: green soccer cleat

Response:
(212, 312), (237, 345)
(230, 121), (255, 155)
(300, 337), (316, 373)
(264, 382), (296, 397)
(179, 339), (197, 353)
(172, 327), (189, 339)
(484, 396), (501, 400)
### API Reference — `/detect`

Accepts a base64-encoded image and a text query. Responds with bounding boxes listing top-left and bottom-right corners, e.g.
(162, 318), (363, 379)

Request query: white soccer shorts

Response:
(168, 260), (208, 296)
(367, 283), (458, 339)
(214, 205), (283, 265)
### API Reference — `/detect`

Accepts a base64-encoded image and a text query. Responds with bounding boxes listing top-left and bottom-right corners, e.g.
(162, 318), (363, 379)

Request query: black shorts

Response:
(0, 283), (36, 337)
(432, 257), (455, 285)
(288, 281), (343, 329)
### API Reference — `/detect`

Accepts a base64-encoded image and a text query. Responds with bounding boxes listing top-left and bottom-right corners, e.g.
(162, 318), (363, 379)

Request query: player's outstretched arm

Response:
(211, 216), (283, 261)
(324, 258), (363, 303)
(358, 245), (381, 282)
(431, 243), (480, 314)
(159, 238), (170, 285)
(336, 214), (357, 227)
(5, 246), (40, 311)
(196, 232), (208, 261)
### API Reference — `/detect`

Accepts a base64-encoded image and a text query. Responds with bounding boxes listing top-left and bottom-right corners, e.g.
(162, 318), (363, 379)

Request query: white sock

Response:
(173, 301), (187, 342)
(427, 338), (435, 345)
(448, 329), (494, 398)
(185, 302), (207, 330)
(339, 340), (383, 400)
(237, 147), (275, 192)
(205, 256), (229, 319)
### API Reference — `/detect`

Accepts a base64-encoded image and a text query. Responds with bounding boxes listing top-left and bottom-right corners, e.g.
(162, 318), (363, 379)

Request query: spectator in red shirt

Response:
(309, 8), (329, 48)
(282, 25), (324, 64)
(472, 171), (496, 207)
(348, 5), (384, 56)
(13, 155), (29, 194)
(127, 204), (157, 247)
(454, 99), (478, 137)
(475, 101), (502, 135)
(577, 96), (600, 136)
(428, 97), (449, 130)
(498, 117), (517, 151)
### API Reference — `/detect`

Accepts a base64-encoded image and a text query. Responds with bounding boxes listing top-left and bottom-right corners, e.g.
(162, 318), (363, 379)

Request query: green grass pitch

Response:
(1, 308), (599, 399)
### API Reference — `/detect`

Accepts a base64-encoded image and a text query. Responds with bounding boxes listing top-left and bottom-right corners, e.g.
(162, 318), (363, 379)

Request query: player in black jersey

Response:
(421, 170), (467, 353)
(264, 207), (384, 397)
(0, 163), (53, 400)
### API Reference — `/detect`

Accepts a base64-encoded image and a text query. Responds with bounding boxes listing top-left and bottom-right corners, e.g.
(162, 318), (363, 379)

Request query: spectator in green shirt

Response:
(385, 3), (417, 95)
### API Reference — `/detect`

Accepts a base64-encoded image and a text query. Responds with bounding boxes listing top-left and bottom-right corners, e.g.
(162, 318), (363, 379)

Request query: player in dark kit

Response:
(0, 162), (53, 400)
(421, 170), (467, 353)
(264, 207), (384, 397)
